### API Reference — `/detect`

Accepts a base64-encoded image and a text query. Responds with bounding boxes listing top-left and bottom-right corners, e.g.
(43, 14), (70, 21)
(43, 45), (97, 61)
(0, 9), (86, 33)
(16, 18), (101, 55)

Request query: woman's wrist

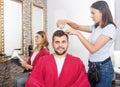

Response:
(76, 31), (81, 36)
(65, 19), (70, 25)
(25, 64), (32, 70)
(24, 64), (29, 69)
(66, 20), (80, 30)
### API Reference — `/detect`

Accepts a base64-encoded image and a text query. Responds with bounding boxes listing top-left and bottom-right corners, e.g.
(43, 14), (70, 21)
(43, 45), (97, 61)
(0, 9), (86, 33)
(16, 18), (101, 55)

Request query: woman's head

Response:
(34, 31), (49, 51)
(90, 0), (116, 28)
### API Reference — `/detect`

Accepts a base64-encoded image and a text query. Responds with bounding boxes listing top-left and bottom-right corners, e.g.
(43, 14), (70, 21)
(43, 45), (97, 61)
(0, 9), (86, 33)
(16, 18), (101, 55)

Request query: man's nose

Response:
(59, 42), (63, 47)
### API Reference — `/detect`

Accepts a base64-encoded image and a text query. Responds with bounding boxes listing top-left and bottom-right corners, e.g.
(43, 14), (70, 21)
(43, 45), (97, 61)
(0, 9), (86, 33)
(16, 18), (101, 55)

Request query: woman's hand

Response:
(65, 28), (79, 35)
(20, 60), (33, 70)
(56, 20), (68, 29)
(20, 60), (27, 68)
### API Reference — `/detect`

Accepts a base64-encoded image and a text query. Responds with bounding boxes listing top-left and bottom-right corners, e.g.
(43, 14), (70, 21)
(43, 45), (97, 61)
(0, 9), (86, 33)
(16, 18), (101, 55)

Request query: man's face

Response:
(52, 35), (69, 55)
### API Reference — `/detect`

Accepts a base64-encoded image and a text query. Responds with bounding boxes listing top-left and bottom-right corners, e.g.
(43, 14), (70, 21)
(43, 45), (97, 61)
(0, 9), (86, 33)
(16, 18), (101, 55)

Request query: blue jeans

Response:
(88, 58), (114, 87)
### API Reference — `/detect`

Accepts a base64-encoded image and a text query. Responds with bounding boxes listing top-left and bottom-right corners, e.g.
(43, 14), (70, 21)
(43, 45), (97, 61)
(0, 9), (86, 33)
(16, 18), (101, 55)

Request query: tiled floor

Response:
(112, 74), (120, 87)
(112, 80), (120, 87)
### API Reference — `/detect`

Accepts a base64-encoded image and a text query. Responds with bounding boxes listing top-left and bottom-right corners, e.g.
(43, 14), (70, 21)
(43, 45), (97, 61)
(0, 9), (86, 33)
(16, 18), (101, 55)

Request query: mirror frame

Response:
(0, 0), (23, 61)
(0, 0), (4, 61)
(31, 3), (45, 48)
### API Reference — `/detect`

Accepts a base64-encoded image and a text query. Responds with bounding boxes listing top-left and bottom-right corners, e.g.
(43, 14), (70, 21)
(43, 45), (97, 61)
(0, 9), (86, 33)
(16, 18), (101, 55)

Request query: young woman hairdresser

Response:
(56, 1), (116, 87)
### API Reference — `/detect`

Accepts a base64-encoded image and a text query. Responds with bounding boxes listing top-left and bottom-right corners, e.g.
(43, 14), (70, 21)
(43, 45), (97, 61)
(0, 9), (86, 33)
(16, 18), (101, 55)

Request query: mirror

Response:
(0, 0), (4, 60)
(31, 3), (44, 48)
(0, 0), (23, 57)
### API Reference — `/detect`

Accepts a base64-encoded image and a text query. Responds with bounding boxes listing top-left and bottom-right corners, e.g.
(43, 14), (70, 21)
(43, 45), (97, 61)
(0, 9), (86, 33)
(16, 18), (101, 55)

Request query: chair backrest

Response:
(28, 45), (33, 56)
(113, 50), (120, 68)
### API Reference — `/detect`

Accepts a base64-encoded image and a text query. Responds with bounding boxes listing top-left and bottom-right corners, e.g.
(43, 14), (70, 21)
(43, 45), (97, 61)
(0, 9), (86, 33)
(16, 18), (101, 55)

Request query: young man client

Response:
(25, 30), (90, 87)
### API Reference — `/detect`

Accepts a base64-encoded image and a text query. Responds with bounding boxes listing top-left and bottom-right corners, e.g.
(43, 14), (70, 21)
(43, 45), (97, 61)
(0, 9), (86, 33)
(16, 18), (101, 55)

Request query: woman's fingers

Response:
(65, 29), (73, 35)
(56, 20), (67, 28)
(65, 28), (78, 35)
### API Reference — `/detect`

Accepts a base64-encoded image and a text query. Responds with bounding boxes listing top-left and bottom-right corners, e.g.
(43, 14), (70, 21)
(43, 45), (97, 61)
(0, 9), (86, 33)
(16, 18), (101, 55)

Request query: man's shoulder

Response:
(40, 54), (53, 61)
(66, 54), (85, 69)
(67, 53), (83, 63)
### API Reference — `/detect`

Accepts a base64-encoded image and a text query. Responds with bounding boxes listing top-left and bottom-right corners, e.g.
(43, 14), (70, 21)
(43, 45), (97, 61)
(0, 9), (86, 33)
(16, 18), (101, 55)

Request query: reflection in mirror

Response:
(32, 4), (44, 48)
(4, 0), (22, 56)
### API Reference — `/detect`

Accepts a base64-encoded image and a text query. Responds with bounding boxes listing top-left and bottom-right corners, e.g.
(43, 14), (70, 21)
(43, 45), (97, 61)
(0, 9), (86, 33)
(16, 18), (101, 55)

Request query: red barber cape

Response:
(25, 54), (90, 87)
(23, 48), (50, 73)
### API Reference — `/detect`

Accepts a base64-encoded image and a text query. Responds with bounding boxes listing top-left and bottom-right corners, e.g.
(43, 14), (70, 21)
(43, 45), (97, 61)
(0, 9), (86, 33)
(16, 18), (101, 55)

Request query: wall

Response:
(0, 61), (23, 87)
(47, 0), (115, 71)
(115, 0), (120, 50)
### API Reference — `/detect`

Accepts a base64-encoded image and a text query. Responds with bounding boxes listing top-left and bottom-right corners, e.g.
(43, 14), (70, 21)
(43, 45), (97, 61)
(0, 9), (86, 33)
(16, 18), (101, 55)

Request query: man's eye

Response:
(55, 41), (59, 44)
(62, 41), (66, 43)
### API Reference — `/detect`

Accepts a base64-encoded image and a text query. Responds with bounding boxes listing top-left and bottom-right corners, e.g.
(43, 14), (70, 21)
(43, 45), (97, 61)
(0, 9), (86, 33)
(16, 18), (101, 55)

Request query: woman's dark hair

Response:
(91, 1), (116, 28)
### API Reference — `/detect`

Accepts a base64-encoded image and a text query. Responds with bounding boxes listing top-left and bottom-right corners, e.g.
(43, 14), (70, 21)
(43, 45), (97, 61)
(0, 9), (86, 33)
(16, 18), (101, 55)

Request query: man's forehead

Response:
(53, 36), (67, 41)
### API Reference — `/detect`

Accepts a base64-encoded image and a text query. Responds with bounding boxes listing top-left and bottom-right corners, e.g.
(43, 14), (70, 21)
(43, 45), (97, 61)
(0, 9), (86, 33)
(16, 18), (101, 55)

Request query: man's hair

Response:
(52, 30), (69, 41)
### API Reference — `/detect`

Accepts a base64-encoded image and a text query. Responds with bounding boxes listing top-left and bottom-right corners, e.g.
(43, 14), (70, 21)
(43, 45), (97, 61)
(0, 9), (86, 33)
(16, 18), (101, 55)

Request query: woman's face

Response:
(35, 34), (43, 45)
(91, 8), (102, 25)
